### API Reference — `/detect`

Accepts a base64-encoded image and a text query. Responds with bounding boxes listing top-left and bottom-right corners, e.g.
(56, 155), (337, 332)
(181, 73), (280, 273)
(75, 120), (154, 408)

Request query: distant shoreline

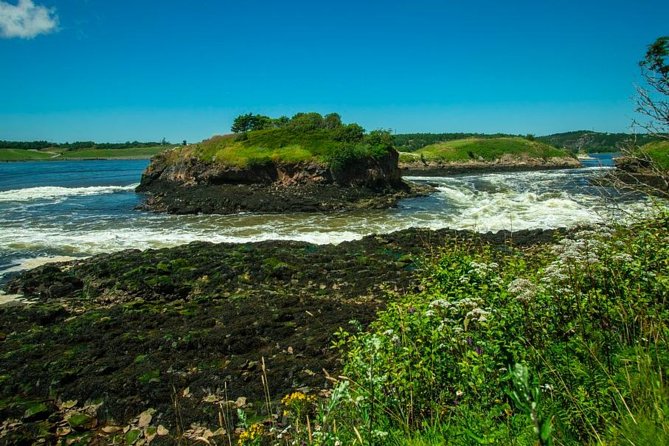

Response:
(0, 146), (167, 162)
(0, 155), (155, 163)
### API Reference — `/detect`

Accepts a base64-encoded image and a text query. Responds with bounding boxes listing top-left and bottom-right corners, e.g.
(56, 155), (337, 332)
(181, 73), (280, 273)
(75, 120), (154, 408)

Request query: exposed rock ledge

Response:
(599, 156), (669, 196)
(136, 149), (429, 214)
(399, 153), (581, 176)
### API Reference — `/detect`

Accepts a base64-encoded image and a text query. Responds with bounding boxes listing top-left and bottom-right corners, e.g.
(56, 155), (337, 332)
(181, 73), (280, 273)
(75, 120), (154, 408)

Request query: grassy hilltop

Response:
(170, 112), (394, 170)
(399, 136), (574, 163)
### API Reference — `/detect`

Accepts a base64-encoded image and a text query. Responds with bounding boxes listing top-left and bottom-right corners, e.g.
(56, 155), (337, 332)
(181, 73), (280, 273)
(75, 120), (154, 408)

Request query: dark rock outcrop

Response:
(137, 149), (427, 214)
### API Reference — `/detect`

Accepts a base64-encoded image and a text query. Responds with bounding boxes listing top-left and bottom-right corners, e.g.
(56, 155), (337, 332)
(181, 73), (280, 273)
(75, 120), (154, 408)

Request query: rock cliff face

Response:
(136, 148), (421, 214)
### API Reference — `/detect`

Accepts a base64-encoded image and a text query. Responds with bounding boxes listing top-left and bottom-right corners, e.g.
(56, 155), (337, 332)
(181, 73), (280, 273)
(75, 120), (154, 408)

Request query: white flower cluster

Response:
(426, 296), (491, 331)
(541, 235), (604, 286)
(507, 278), (538, 303)
(469, 261), (500, 278)
(465, 307), (490, 323)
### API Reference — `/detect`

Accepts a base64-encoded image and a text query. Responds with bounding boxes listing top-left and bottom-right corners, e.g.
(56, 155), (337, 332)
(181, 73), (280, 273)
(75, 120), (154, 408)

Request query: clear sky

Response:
(0, 0), (667, 143)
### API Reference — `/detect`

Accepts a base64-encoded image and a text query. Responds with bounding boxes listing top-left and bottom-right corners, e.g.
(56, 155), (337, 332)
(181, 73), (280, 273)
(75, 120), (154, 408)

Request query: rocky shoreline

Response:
(0, 226), (563, 443)
(399, 154), (581, 176)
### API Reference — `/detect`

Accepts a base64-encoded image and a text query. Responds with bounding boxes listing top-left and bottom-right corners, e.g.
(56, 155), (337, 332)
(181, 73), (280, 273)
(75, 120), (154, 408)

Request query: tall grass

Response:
(250, 213), (669, 445)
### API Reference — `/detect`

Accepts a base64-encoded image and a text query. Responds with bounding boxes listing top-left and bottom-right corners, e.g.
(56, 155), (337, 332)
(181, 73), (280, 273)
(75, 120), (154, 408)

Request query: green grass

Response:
(411, 137), (573, 162)
(184, 126), (392, 170)
(58, 146), (166, 159)
(0, 146), (166, 161)
(0, 149), (55, 161)
(193, 129), (346, 167)
(639, 140), (669, 170)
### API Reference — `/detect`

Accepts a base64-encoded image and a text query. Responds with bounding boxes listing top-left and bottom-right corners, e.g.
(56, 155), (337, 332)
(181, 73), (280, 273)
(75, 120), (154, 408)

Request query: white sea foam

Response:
(0, 169), (659, 263)
(0, 256), (82, 276)
(0, 184), (138, 202)
(0, 226), (366, 257)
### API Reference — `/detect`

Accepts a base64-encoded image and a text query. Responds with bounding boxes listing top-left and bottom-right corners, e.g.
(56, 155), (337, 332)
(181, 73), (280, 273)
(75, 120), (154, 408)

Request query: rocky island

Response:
(137, 113), (426, 214)
(398, 136), (580, 175)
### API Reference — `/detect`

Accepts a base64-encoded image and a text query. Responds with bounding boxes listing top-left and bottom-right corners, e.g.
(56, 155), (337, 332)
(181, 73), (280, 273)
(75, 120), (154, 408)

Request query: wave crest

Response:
(0, 184), (138, 202)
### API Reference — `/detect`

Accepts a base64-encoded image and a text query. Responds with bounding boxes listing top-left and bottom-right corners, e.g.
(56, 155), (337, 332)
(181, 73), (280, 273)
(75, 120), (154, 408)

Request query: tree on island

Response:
(231, 113), (273, 133)
(230, 111), (362, 136)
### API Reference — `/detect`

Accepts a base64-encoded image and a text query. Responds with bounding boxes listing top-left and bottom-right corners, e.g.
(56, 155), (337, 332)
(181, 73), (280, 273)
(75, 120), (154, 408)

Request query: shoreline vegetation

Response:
(1, 217), (668, 444)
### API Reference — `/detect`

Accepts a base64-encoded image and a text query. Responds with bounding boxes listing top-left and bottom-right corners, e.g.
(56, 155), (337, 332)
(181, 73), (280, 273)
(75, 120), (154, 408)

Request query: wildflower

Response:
(466, 307), (490, 323)
(612, 253), (633, 263)
(281, 392), (316, 418)
(507, 278), (537, 303)
(469, 261), (500, 278)
(237, 423), (263, 445)
(429, 299), (450, 309)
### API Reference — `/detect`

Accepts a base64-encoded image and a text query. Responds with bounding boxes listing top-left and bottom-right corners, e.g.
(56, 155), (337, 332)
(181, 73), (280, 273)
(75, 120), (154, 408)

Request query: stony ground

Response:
(0, 227), (560, 444)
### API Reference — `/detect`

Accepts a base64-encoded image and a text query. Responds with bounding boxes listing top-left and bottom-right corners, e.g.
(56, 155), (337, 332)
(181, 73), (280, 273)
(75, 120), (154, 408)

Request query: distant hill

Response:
(394, 131), (663, 154)
(393, 133), (517, 152)
(398, 137), (579, 174)
(410, 137), (569, 162)
(536, 131), (661, 153)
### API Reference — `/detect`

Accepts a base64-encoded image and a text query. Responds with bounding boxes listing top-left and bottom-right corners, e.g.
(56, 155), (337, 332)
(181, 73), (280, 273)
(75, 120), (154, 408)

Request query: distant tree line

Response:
(0, 140), (170, 150)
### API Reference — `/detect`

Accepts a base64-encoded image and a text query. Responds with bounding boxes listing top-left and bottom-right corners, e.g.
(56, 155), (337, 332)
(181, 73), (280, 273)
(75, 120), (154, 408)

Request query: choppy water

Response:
(0, 154), (653, 279)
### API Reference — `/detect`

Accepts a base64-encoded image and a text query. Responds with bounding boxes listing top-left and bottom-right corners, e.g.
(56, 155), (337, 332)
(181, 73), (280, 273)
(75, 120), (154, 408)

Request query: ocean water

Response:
(0, 154), (652, 280)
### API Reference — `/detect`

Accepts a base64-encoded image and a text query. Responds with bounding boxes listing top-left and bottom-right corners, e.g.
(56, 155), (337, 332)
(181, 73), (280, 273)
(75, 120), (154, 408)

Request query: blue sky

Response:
(0, 0), (667, 142)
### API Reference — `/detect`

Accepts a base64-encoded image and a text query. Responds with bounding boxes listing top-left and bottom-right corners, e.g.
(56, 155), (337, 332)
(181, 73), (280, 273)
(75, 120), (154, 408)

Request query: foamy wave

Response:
(0, 184), (138, 202)
(0, 226), (366, 257)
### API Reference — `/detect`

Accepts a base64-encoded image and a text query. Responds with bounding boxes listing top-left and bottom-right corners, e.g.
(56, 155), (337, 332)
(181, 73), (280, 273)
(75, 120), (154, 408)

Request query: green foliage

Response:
(308, 214), (669, 445)
(641, 36), (669, 77)
(411, 137), (571, 162)
(638, 140), (669, 170)
(190, 113), (395, 170)
(231, 113), (273, 133)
